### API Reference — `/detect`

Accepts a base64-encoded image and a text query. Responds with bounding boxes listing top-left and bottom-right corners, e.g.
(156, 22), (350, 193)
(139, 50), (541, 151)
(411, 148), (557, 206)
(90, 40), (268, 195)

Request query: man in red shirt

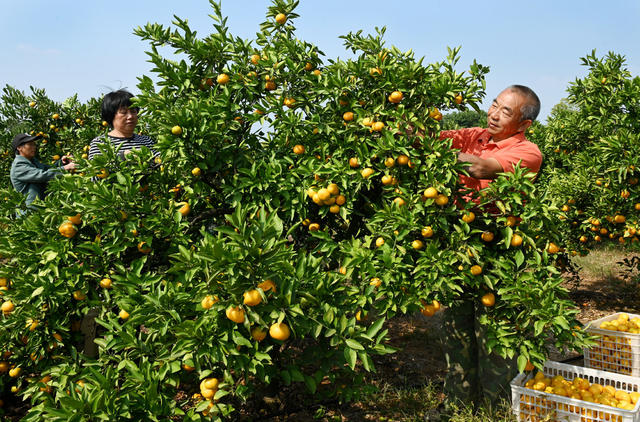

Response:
(441, 85), (542, 190)
(438, 85), (542, 411)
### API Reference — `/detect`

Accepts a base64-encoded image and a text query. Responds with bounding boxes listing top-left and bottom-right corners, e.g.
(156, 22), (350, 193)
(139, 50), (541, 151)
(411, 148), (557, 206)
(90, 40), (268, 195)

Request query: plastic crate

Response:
(584, 313), (640, 376)
(511, 361), (640, 422)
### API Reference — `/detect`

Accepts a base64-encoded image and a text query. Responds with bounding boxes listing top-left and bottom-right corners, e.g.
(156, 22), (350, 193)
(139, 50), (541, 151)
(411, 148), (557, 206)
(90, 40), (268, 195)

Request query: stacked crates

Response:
(584, 313), (640, 376)
(511, 361), (640, 421)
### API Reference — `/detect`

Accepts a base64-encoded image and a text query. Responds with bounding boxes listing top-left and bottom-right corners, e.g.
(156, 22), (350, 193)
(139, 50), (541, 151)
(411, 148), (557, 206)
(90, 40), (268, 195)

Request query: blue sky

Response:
(2, 1), (639, 122)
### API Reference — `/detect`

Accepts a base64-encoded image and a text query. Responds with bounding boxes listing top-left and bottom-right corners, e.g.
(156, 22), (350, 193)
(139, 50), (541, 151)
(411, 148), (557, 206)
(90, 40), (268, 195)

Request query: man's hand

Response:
(61, 155), (73, 164)
(63, 162), (77, 171)
(457, 152), (503, 179)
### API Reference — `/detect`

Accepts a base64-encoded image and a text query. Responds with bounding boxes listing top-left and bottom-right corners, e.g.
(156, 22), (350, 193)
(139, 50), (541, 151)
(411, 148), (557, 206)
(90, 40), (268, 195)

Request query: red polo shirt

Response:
(439, 127), (542, 191)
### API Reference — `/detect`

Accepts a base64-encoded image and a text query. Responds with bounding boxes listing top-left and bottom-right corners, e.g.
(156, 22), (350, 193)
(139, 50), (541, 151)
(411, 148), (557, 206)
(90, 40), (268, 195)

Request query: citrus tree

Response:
(0, 85), (106, 190)
(0, 1), (591, 420)
(541, 50), (640, 252)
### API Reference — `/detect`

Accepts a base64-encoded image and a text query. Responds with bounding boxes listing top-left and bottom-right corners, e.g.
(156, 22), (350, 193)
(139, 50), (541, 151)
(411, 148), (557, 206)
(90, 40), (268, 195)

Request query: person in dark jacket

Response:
(9, 133), (76, 211)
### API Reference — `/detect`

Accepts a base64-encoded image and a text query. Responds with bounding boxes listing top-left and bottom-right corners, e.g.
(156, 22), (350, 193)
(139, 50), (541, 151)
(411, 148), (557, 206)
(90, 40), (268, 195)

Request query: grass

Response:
(302, 381), (516, 421)
(571, 246), (633, 283)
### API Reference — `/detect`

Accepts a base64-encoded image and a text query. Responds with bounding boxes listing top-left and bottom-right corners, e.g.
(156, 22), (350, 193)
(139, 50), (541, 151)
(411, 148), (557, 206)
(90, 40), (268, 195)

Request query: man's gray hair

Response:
(507, 85), (540, 122)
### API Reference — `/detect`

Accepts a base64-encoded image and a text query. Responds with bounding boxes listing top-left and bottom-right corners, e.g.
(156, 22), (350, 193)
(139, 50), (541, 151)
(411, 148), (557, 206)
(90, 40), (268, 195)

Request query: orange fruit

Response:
(258, 279), (276, 292)
(343, 111), (354, 122)
(171, 125), (183, 136)
(384, 157), (395, 168)
(369, 67), (382, 77)
(8, 367), (21, 378)
(73, 290), (86, 301)
(251, 327), (267, 342)
(369, 277), (382, 287)
(59, 221), (77, 238)
(1, 300), (15, 314)
(335, 195), (346, 206)
(292, 144), (305, 154)
(510, 234), (523, 247)
(396, 155), (409, 166)
(226, 306), (245, 323)
(119, 309), (130, 319)
(361, 168), (374, 178)
(470, 265), (482, 276)
(67, 213), (82, 225)
(412, 239), (424, 250)
(454, 94), (463, 104)
(317, 188), (330, 201)
(349, 157), (359, 168)
(421, 226), (434, 238)
(137, 241), (151, 254)
(327, 183), (339, 196)
(423, 187), (438, 198)
(192, 167), (202, 177)
(435, 194), (449, 206)
(243, 289), (262, 306)
(265, 80), (276, 90)
(275, 13), (287, 24)
(393, 197), (406, 207)
(308, 223), (320, 231)
(505, 216), (518, 227)
(201, 295), (218, 309)
(388, 91), (403, 104)
(614, 214), (626, 224)
(381, 175), (394, 185)
(269, 322), (291, 340)
(371, 121), (385, 132)
(250, 54), (260, 64)
(547, 242), (560, 254)
(217, 73), (230, 84)
(481, 292), (495, 307)
(361, 117), (373, 127)
(375, 237), (385, 247)
(329, 205), (340, 214)
(421, 305), (436, 317)
(524, 361), (535, 371)
(99, 278), (112, 289)
(178, 202), (191, 216)
(481, 231), (494, 242)
(461, 211), (475, 223)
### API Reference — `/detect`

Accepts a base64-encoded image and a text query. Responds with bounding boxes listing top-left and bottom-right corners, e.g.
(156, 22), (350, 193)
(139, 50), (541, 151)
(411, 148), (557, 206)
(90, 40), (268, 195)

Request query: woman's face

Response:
(111, 106), (138, 136)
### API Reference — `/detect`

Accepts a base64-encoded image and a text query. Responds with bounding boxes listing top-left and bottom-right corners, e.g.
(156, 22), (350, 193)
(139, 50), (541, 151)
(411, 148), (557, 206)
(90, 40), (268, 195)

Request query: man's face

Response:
(486, 89), (532, 142)
(17, 141), (36, 159)
(112, 106), (139, 135)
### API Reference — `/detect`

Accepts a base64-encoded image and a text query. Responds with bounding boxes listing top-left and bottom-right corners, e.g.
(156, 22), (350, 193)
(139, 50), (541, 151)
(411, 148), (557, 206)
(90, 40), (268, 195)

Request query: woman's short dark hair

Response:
(101, 90), (138, 127)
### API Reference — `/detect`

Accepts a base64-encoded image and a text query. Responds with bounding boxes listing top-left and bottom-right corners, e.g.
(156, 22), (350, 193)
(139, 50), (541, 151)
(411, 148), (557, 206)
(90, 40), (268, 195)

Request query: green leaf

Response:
(345, 338), (364, 351)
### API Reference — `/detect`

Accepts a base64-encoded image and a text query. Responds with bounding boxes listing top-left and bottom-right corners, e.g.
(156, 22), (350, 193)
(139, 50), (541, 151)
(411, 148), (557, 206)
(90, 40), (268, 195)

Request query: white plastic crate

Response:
(584, 313), (640, 377)
(511, 361), (640, 422)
